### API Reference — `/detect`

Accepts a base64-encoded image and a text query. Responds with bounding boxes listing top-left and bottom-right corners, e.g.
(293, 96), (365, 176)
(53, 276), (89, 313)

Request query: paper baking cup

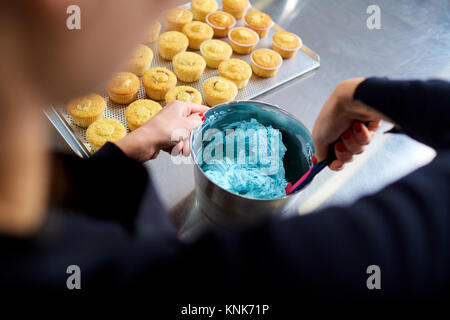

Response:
(272, 34), (303, 52)
(250, 50), (283, 70)
(227, 27), (260, 48)
(206, 11), (236, 38)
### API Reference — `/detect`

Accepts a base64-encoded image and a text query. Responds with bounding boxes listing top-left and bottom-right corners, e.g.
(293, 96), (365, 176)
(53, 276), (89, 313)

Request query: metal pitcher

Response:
(191, 100), (314, 224)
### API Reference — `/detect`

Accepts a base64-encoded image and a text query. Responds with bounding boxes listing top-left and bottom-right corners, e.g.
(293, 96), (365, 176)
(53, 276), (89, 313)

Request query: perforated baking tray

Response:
(46, 1), (320, 158)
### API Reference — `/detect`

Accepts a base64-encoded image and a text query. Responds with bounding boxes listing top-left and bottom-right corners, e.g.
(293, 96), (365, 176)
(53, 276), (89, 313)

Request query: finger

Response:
(329, 159), (345, 171)
(177, 102), (209, 115)
(170, 141), (183, 155)
(335, 142), (353, 163)
(367, 120), (380, 132)
(150, 150), (160, 160)
(182, 137), (191, 157)
(186, 112), (205, 130)
(353, 122), (371, 145)
(341, 129), (365, 155)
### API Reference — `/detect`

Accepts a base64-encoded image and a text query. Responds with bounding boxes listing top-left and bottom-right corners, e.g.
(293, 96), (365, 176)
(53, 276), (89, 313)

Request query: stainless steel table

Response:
(53, 0), (450, 236)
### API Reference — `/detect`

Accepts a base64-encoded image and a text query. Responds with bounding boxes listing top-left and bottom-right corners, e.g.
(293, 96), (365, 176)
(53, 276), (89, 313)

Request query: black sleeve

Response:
(116, 79), (450, 301)
(50, 142), (148, 232)
(354, 78), (450, 150)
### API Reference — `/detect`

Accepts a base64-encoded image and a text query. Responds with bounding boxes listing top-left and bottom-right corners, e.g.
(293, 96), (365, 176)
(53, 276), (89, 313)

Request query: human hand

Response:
(312, 78), (391, 171)
(116, 100), (209, 162)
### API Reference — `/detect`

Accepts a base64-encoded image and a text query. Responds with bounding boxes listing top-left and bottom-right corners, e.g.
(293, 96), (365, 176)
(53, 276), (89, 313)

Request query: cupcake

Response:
(228, 27), (259, 55)
(206, 11), (236, 38)
(272, 31), (303, 59)
(172, 52), (206, 83)
(200, 39), (232, 68)
(107, 72), (140, 104)
(182, 21), (214, 50)
(191, 0), (219, 22)
(203, 76), (238, 107)
(127, 44), (154, 76)
(165, 8), (193, 32)
(67, 94), (105, 128)
(142, 67), (177, 101)
(244, 11), (273, 38)
(165, 86), (203, 104)
(145, 21), (162, 43)
(218, 59), (252, 89)
(157, 31), (189, 60)
(125, 99), (162, 131)
(86, 118), (127, 152)
(251, 49), (283, 78)
(222, 0), (249, 20)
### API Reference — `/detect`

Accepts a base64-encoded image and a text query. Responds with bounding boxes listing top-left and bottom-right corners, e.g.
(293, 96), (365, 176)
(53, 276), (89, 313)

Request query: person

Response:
(0, 0), (448, 306)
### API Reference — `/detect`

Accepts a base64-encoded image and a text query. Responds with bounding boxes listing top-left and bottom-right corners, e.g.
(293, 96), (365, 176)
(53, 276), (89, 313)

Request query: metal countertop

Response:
(140, 0), (449, 234)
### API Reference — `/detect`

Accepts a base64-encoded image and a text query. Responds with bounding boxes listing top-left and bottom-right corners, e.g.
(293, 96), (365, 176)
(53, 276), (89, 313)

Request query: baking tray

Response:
(46, 1), (320, 158)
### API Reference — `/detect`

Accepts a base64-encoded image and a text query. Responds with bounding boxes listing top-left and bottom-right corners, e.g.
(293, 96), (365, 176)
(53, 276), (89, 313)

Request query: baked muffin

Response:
(173, 52), (206, 83)
(191, 0), (219, 22)
(165, 8), (193, 32)
(218, 59), (252, 89)
(222, 0), (249, 20)
(107, 72), (140, 104)
(142, 67), (177, 100)
(67, 94), (105, 128)
(165, 86), (203, 104)
(125, 99), (162, 131)
(272, 31), (303, 59)
(203, 76), (238, 107)
(244, 11), (273, 38)
(182, 21), (214, 50)
(127, 44), (154, 76)
(206, 11), (236, 38)
(158, 31), (189, 60)
(86, 118), (127, 152)
(251, 49), (283, 78)
(145, 21), (162, 43)
(200, 39), (232, 68)
(228, 27), (259, 55)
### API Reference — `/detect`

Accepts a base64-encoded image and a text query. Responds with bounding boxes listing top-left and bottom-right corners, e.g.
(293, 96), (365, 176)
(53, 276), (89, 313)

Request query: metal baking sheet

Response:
(46, 1), (320, 157)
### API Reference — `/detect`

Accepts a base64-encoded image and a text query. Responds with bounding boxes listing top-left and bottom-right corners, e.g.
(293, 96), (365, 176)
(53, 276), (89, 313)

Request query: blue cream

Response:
(201, 119), (288, 199)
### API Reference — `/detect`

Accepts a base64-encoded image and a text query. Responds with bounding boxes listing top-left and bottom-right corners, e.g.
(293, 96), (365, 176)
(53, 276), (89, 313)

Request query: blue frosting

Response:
(201, 119), (288, 199)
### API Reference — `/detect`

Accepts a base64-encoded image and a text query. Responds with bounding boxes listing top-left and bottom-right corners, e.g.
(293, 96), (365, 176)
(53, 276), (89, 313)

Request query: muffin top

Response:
(191, 0), (218, 13)
(207, 11), (236, 29)
(203, 77), (237, 98)
(273, 31), (302, 50)
(67, 94), (105, 118)
(200, 40), (232, 59)
(158, 31), (189, 50)
(87, 118), (127, 144)
(219, 59), (252, 81)
(223, 0), (249, 10)
(143, 67), (177, 89)
(129, 44), (153, 64)
(165, 8), (193, 24)
(182, 21), (214, 39)
(166, 86), (202, 104)
(173, 52), (206, 72)
(245, 11), (272, 29)
(126, 99), (162, 127)
(107, 72), (140, 95)
(251, 49), (282, 69)
(229, 27), (259, 45)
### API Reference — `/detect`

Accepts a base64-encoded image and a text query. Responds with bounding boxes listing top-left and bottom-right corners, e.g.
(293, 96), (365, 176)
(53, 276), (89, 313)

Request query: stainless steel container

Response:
(191, 101), (314, 225)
